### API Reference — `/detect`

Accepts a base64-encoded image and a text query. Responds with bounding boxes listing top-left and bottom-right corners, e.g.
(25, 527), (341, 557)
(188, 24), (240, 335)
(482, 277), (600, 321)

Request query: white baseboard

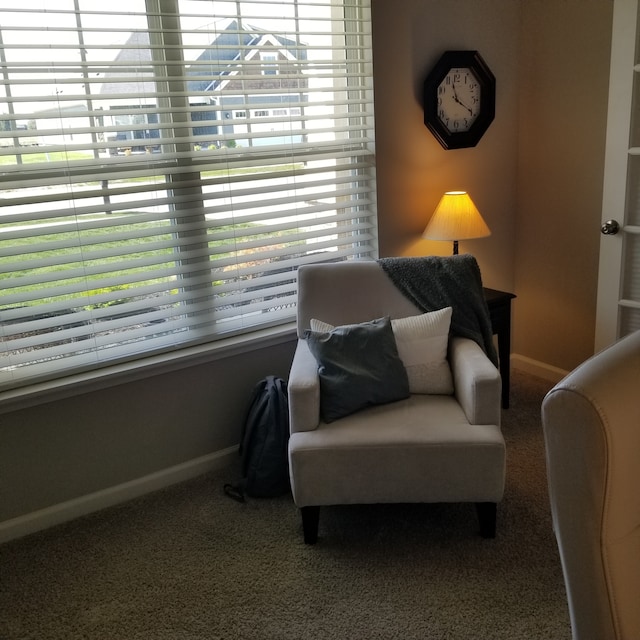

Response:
(511, 353), (569, 384)
(0, 446), (237, 545)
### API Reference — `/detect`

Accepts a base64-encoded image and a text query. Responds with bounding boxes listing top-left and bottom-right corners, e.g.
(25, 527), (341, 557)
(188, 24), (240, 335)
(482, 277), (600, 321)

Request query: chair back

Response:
(542, 330), (640, 640)
(296, 261), (421, 338)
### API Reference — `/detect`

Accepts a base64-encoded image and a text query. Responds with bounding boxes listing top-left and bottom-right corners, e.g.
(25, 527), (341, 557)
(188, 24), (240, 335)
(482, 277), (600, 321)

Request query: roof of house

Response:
(100, 20), (306, 97)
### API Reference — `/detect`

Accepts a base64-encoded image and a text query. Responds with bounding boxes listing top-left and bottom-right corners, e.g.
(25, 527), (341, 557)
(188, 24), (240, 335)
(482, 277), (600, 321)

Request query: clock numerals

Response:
(437, 67), (481, 133)
(438, 112), (471, 131)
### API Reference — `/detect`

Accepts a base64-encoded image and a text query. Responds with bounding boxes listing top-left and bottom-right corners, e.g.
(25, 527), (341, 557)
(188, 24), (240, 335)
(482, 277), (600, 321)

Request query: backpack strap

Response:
(223, 481), (246, 503)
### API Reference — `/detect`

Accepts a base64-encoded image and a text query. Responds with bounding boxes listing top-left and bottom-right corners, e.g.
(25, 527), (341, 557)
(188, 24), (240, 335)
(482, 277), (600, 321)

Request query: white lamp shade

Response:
(423, 191), (491, 242)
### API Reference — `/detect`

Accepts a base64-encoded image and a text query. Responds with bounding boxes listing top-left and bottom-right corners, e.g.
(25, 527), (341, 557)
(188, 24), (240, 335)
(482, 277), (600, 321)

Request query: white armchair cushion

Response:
(391, 308), (453, 394)
(289, 396), (505, 507)
(311, 307), (453, 395)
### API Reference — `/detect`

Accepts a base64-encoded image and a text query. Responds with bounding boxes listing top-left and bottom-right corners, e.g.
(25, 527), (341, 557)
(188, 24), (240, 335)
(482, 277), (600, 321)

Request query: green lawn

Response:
(0, 214), (293, 309)
(0, 150), (95, 165)
(0, 151), (303, 308)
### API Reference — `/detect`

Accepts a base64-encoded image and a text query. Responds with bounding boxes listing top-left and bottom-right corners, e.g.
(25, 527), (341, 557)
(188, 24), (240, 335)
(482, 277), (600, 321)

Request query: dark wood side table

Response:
(483, 288), (516, 409)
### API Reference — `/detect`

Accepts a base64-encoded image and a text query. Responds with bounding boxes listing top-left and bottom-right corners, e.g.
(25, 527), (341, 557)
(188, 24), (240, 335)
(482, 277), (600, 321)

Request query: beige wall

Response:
(372, 0), (613, 376)
(372, 0), (521, 293)
(515, 0), (612, 372)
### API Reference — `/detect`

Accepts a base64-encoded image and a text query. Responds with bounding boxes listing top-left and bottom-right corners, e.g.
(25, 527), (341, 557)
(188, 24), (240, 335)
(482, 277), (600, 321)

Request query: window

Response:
(0, 0), (376, 392)
(260, 52), (278, 75)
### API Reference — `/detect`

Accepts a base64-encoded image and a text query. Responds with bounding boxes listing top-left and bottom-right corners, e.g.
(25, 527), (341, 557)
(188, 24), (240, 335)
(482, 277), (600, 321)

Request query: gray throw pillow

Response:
(305, 316), (410, 423)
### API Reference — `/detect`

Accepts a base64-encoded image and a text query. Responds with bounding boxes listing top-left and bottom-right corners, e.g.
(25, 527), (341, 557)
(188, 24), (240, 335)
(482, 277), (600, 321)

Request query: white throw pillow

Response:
(310, 307), (454, 395)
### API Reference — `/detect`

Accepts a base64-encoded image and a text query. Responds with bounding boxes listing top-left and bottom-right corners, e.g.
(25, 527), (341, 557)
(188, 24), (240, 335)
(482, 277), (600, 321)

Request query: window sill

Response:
(0, 323), (297, 415)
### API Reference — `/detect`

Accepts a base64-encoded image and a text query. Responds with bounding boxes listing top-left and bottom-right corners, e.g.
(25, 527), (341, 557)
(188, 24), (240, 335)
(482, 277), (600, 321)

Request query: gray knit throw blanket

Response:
(377, 255), (499, 367)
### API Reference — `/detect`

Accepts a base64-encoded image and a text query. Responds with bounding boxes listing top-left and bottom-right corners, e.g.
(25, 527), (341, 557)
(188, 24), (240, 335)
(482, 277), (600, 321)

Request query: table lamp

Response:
(423, 191), (491, 255)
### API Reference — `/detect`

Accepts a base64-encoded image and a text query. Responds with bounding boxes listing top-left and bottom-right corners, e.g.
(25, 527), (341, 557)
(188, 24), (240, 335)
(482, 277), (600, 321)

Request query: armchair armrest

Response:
(288, 339), (321, 433)
(450, 336), (501, 426)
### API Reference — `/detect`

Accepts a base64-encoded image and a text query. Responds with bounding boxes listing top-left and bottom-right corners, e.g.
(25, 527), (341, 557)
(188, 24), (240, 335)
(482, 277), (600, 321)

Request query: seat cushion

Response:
(288, 394), (505, 507)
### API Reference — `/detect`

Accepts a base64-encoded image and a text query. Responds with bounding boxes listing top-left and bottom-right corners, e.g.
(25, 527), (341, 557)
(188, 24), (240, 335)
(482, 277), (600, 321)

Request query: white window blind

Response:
(0, 0), (377, 391)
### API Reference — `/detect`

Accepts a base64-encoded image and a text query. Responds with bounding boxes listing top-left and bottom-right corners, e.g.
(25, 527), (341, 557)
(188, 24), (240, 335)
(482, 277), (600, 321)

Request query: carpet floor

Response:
(0, 370), (571, 640)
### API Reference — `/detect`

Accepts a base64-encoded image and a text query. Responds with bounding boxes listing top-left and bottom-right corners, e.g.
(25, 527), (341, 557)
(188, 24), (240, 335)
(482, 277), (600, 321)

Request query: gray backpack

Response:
(224, 376), (290, 501)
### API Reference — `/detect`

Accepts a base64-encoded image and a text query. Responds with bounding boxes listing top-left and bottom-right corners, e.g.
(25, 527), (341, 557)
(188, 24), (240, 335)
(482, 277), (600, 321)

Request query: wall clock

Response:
(423, 50), (496, 150)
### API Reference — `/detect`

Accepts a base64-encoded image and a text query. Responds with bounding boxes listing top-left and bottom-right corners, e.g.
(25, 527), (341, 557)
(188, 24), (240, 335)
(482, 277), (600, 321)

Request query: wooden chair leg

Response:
(301, 506), (320, 544)
(476, 502), (497, 538)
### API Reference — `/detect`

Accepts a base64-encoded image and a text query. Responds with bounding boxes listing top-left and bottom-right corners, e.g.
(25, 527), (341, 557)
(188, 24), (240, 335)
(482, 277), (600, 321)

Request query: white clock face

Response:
(437, 67), (481, 133)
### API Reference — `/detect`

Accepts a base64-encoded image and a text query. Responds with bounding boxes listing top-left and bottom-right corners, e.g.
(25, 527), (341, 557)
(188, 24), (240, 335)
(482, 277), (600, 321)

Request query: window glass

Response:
(0, 0), (376, 391)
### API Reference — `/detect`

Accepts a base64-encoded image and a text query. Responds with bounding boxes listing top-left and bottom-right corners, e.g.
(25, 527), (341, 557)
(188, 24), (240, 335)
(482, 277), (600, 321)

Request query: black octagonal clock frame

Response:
(423, 50), (496, 150)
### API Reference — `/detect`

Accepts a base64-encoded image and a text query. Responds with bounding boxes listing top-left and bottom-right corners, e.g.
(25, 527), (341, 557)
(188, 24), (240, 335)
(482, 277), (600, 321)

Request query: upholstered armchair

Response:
(542, 330), (640, 640)
(287, 258), (505, 544)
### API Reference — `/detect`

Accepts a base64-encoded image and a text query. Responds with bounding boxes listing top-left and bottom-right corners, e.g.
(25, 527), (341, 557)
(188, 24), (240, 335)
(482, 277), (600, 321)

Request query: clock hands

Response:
(451, 81), (474, 116)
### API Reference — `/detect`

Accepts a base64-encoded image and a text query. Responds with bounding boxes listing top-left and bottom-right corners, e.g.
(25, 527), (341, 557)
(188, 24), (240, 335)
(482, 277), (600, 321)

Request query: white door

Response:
(595, 0), (640, 351)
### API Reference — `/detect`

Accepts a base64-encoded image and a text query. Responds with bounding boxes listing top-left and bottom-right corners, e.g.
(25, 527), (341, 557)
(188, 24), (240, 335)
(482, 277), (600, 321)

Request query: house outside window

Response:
(0, 0), (376, 392)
